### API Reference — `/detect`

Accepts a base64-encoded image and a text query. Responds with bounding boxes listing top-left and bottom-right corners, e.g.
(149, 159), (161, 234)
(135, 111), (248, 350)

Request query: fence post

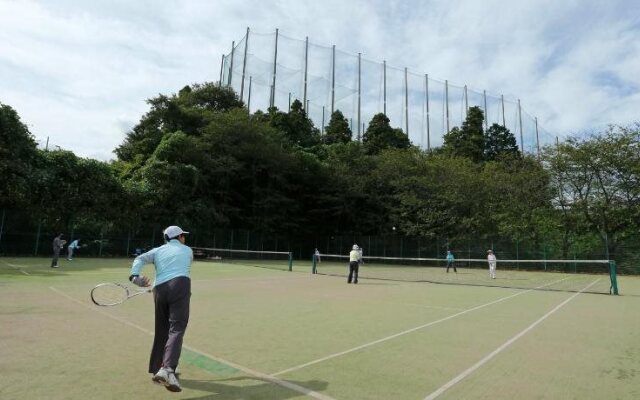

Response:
(34, 221), (42, 256)
(383, 235), (386, 257)
(436, 237), (440, 267)
(126, 231), (131, 257)
(99, 230), (104, 257)
(0, 208), (5, 249)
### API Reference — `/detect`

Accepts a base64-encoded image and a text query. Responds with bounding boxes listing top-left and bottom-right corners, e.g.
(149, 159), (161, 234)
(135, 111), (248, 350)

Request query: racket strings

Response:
(91, 284), (128, 306)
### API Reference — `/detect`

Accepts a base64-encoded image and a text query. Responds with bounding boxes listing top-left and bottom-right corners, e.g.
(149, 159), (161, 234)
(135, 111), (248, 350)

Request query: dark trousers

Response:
(348, 261), (359, 283)
(149, 276), (191, 373)
(51, 249), (60, 267)
(446, 261), (456, 272)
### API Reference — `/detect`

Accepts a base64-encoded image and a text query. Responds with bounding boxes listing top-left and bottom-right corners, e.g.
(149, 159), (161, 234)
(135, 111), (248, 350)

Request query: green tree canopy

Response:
(542, 124), (640, 256)
(363, 113), (411, 155)
(442, 106), (485, 162)
(115, 83), (244, 162)
(484, 123), (520, 161)
(323, 110), (352, 145)
(0, 103), (38, 208)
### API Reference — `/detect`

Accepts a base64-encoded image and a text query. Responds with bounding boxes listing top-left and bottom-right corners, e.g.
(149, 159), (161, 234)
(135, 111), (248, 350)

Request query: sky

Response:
(1, 0), (639, 160)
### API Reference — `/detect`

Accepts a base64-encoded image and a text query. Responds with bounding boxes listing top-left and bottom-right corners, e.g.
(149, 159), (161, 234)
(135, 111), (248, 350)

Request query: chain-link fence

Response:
(0, 208), (638, 274)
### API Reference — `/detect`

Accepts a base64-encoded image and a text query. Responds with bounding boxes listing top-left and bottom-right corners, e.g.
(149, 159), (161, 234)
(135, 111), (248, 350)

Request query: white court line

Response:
(423, 278), (600, 400)
(193, 275), (312, 283)
(273, 277), (570, 376)
(1, 261), (30, 275)
(313, 292), (464, 312)
(48, 287), (335, 400)
(399, 302), (464, 311)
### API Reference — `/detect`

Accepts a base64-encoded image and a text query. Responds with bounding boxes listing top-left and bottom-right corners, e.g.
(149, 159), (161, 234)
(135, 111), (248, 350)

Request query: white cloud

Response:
(1, 0), (639, 160)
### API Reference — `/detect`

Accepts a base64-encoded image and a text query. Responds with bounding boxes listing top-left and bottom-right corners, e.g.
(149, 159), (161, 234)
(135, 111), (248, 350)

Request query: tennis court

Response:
(1, 256), (639, 399)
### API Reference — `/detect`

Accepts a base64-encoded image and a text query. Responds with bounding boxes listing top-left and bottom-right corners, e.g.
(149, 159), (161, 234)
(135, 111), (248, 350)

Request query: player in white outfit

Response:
(487, 250), (497, 279)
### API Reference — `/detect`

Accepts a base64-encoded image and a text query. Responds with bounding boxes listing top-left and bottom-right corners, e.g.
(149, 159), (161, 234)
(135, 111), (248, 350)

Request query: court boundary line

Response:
(48, 286), (336, 400)
(1, 260), (30, 275)
(272, 277), (570, 376)
(423, 278), (600, 400)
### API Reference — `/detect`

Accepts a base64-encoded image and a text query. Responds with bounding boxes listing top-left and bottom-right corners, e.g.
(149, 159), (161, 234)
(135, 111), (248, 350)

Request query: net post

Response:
(288, 252), (293, 272)
(609, 260), (619, 295)
(312, 254), (317, 274)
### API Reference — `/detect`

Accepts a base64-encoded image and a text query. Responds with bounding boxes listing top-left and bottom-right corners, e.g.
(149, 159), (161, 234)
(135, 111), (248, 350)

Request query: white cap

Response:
(353, 244), (359, 250)
(164, 226), (189, 239)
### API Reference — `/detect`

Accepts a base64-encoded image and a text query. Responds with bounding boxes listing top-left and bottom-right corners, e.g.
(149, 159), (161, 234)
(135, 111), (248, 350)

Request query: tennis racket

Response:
(91, 283), (151, 306)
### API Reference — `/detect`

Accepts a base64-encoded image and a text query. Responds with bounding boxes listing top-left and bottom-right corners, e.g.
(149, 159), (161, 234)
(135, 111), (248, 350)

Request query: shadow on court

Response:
(348, 281), (400, 286)
(179, 376), (329, 400)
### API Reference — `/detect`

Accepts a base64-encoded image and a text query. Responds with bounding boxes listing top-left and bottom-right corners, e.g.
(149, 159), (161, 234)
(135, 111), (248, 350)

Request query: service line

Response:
(273, 277), (570, 376)
(423, 278), (600, 400)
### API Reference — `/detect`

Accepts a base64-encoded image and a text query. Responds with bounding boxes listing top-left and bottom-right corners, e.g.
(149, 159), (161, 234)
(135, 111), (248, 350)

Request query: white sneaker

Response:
(152, 367), (181, 392)
(51, 265), (59, 268)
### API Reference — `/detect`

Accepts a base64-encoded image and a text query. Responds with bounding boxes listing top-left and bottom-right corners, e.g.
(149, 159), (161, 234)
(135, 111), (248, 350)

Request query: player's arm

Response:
(129, 248), (157, 286)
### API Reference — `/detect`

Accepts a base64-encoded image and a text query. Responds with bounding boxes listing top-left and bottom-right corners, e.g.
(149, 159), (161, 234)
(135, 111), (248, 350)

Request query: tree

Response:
(115, 83), (244, 162)
(377, 151), (486, 238)
(542, 125), (640, 258)
(320, 141), (388, 234)
(323, 110), (352, 144)
(29, 150), (124, 232)
(442, 106), (485, 162)
(268, 100), (320, 147)
(363, 113), (411, 155)
(484, 123), (520, 161)
(0, 103), (38, 208)
(481, 155), (552, 243)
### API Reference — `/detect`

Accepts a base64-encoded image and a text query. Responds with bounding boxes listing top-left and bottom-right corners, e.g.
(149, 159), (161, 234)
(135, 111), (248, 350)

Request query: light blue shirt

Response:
(130, 239), (193, 286)
(446, 252), (454, 262)
(69, 240), (79, 249)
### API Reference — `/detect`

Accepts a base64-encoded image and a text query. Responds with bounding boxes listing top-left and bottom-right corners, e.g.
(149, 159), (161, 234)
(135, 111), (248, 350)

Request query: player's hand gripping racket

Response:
(91, 282), (151, 306)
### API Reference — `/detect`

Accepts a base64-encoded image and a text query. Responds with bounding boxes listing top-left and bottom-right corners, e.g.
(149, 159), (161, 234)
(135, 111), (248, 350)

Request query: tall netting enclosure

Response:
(220, 28), (550, 154)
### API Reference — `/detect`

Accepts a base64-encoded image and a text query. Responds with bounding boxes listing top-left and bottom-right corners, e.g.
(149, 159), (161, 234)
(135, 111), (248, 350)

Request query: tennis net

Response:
(313, 254), (619, 294)
(192, 247), (294, 272)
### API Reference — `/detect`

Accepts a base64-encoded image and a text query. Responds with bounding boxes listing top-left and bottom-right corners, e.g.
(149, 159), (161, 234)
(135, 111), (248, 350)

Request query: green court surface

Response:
(1, 257), (639, 399)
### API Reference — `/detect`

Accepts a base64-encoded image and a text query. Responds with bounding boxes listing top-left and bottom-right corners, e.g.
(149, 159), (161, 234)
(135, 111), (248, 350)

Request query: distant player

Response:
(313, 248), (321, 274)
(487, 249), (497, 279)
(67, 239), (80, 260)
(446, 250), (456, 273)
(348, 244), (362, 284)
(50, 233), (66, 268)
(314, 248), (321, 263)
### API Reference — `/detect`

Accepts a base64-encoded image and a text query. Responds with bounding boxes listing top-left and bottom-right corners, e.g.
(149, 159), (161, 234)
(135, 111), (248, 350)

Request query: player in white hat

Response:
(348, 244), (362, 284)
(128, 225), (193, 392)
